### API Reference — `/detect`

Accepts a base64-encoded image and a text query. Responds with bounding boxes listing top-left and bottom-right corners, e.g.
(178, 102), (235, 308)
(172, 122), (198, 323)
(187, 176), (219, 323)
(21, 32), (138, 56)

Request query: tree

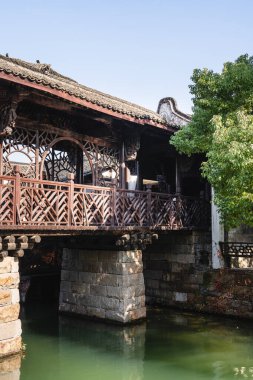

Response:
(170, 55), (253, 228)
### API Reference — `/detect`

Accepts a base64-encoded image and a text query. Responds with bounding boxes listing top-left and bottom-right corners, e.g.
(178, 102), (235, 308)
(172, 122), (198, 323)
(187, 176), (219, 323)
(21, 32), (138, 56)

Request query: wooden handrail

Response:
(0, 175), (210, 230)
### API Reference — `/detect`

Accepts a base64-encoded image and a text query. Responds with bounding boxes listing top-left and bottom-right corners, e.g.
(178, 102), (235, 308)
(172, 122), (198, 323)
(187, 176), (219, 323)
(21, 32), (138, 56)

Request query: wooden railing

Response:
(0, 174), (210, 230)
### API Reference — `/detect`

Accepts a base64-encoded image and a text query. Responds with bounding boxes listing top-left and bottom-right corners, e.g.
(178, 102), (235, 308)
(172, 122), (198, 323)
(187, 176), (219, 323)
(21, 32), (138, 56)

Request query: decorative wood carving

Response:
(0, 100), (18, 136)
(124, 133), (140, 161)
(2, 126), (120, 185)
(0, 91), (28, 137)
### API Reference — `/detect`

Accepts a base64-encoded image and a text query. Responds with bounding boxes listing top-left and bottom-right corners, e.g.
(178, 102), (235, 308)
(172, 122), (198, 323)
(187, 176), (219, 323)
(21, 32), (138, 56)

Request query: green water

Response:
(19, 304), (253, 380)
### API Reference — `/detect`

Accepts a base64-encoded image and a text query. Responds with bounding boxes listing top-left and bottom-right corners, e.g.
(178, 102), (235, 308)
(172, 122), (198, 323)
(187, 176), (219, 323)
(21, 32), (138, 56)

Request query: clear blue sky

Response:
(1, 0), (253, 114)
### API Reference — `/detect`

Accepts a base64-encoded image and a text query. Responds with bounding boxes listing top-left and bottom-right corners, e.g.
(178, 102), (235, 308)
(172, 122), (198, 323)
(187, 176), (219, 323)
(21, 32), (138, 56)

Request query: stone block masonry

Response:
(144, 231), (212, 308)
(59, 249), (146, 323)
(0, 257), (21, 358)
(144, 231), (253, 320)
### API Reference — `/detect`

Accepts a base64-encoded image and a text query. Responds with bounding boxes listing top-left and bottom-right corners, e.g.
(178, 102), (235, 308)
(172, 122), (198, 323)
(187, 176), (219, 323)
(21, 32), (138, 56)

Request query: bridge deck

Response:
(0, 175), (210, 234)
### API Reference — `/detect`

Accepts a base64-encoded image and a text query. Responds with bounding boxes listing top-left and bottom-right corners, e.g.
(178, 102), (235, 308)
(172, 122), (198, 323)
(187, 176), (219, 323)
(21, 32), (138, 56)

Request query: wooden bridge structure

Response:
(0, 54), (210, 239)
(0, 55), (212, 358)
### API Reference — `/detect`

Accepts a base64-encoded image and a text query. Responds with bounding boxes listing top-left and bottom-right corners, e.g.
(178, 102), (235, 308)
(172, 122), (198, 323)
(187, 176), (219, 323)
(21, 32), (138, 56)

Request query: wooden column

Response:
(175, 156), (181, 195)
(111, 179), (116, 226)
(14, 165), (21, 225)
(35, 129), (40, 179)
(0, 139), (3, 176)
(146, 184), (152, 226)
(120, 142), (126, 189)
(68, 173), (74, 226)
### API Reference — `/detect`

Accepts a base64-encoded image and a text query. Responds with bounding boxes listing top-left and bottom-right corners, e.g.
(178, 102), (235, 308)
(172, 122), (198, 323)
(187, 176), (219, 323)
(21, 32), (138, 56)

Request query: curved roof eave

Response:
(0, 55), (175, 131)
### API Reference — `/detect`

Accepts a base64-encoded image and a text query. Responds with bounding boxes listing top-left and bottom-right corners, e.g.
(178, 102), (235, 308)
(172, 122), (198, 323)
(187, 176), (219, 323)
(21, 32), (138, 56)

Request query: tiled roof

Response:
(0, 55), (166, 125)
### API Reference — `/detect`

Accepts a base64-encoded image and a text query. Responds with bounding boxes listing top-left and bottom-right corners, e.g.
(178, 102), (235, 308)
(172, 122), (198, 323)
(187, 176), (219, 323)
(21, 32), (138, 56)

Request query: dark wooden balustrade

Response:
(0, 175), (210, 231)
(220, 242), (253, 267)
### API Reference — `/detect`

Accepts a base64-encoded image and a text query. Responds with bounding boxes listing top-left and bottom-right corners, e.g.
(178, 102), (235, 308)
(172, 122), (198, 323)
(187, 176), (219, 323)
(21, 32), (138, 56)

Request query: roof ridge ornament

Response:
(157, 97), (191, 127)
(37, 63), (52, 75)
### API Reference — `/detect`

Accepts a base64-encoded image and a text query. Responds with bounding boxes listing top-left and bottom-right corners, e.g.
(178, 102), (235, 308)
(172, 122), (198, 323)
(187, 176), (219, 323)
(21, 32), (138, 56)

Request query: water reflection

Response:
(20, 304), (253, 380)
(59, 316), (146, 380)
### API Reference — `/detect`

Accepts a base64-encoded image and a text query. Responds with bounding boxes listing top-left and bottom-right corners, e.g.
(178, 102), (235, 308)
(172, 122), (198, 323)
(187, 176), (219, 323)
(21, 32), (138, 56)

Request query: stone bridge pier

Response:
(0, 257), (21, 359)
(0, 235), (41, 359)
(59, 233), (156, 323)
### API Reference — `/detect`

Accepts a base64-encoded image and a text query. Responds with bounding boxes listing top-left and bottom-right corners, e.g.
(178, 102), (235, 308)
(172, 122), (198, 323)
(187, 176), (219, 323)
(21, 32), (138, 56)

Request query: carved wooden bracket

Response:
(124, 133), (140, 161)
(0, 101), (17, 136)
(0, 234), (41, 259)
(0, 90), (28, 137)
(116, 232), (158, 250)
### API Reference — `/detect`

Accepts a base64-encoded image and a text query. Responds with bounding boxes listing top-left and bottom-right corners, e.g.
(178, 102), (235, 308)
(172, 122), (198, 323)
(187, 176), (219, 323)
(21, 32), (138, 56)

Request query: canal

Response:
(17, 303), (253, 380)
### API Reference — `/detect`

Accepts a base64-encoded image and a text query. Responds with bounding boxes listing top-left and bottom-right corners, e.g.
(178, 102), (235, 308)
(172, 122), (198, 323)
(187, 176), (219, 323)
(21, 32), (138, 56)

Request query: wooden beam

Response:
(17, 235), (28, 243)
(29, 235), (41, 244)
(0, 251), (8, 260)
(16, 116), (117, 149)
(12, 249), (24, 258)
(4, 236), (15, 244)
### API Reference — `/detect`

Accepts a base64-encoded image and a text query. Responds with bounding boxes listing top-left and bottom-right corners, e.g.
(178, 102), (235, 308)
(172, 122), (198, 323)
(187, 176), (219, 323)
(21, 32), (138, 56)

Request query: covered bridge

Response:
(0, 55), (211, 358)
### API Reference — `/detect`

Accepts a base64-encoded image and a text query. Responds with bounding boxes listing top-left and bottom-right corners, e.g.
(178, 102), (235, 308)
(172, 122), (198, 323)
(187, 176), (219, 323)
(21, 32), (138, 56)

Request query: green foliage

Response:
(170, 55), (253, 228)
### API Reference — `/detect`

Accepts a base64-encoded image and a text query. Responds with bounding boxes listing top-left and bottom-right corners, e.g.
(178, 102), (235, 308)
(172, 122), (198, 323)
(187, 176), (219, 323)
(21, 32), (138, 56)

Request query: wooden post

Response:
(0, 140), (3, 176)
(52, 147), (55, 181)
(175, 157), (181, 195)
(68, 173), (75, 226)
(111, 179), (116, 226)
(14, 165), (21, 225)
(146, 184), (152, 226)
(120, 142), (126, 189)
(35, 130), (40, 179)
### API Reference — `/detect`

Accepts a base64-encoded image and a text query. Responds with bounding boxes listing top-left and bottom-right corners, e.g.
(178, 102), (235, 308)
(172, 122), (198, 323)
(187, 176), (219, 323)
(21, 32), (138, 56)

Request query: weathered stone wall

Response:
(144, 231), (211, 308)
(0, 258), (21, 359)
(0, 353), (21, 380)
(144, 231), (253, 319)
(197, 269), (253, 318)
(59, 248), (146, 323)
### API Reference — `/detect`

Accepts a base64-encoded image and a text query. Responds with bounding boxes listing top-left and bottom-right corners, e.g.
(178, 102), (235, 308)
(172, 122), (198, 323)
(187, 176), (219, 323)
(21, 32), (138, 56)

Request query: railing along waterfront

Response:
(0, 175), (210, 229)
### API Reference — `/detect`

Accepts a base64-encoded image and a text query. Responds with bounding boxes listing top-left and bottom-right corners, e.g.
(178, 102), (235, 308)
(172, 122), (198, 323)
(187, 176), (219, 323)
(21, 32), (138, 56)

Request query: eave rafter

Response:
(0, 71), (175, 133)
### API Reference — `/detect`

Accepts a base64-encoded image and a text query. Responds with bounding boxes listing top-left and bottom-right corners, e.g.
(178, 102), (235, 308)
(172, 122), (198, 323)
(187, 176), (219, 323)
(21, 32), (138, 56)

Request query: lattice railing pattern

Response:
(0, 175), (210, 230)
(150, 194), (179, 228)
(115, 190), (148, 226)
(0, 177), (15, 224)
(73, 185), (112, 226)
(19, 179), (69, 225)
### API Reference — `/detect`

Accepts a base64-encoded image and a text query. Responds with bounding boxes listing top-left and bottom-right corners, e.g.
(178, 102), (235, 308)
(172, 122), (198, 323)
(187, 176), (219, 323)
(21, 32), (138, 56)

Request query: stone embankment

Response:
(144, 231), (253, 319)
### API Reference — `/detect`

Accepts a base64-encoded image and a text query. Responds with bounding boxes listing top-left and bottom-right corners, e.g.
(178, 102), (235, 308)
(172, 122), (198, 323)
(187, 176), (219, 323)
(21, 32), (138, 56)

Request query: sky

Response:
(1, 0), (253, 114)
